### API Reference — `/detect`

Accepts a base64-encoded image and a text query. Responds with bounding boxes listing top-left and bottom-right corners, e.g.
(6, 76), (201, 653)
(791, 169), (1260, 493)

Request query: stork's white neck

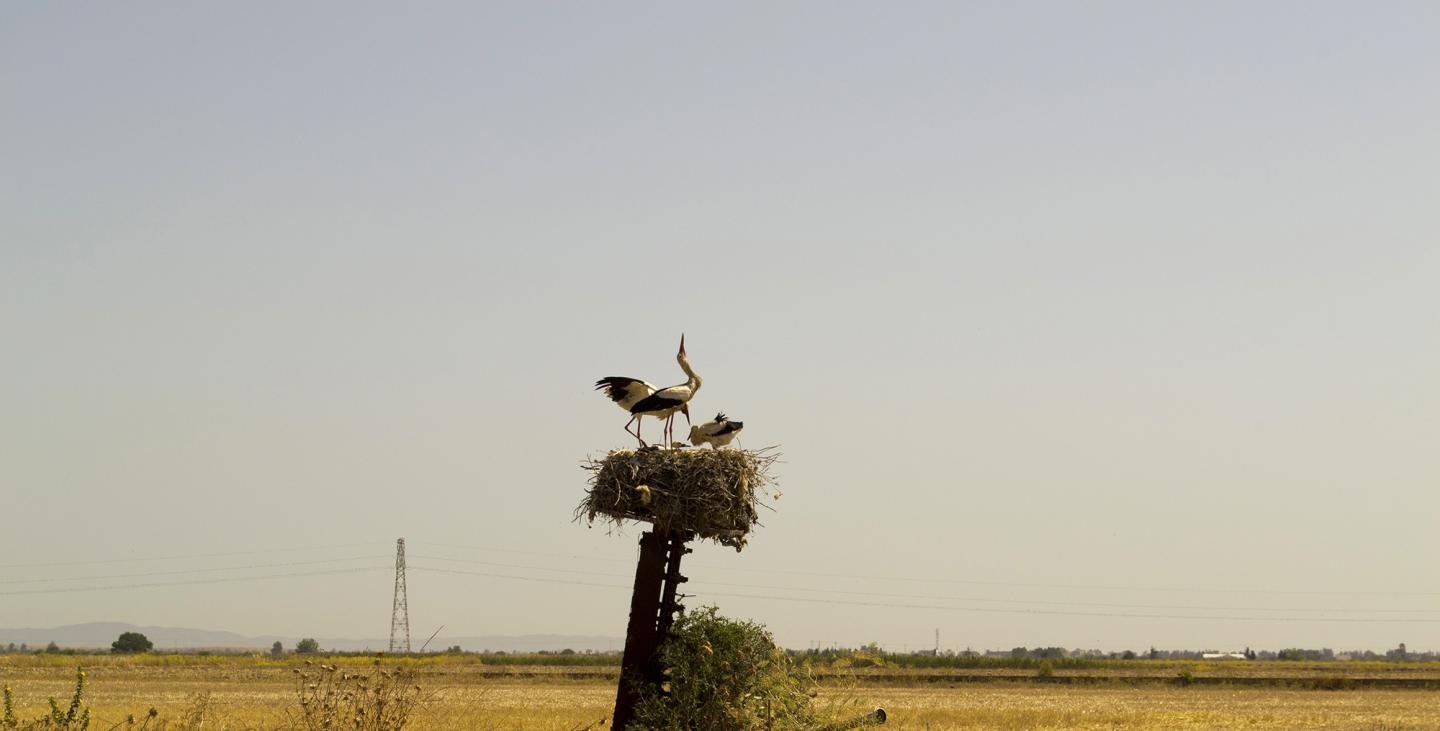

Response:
(678, 355), (702, 393)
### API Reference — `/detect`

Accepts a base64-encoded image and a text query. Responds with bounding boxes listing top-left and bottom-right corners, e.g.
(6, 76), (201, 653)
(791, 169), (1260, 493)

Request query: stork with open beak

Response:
(628, 335), (702, 446)
(595, 335), (702, 447)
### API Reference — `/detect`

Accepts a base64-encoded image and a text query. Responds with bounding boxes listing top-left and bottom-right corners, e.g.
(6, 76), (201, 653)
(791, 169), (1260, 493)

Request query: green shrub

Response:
(633, 606), (816, 731)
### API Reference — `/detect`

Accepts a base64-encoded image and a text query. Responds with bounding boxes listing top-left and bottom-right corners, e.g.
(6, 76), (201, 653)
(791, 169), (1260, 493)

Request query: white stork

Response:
(595, 335), (702, 447)
(593, 376), (656, 445)
(689, 412), (743, 448)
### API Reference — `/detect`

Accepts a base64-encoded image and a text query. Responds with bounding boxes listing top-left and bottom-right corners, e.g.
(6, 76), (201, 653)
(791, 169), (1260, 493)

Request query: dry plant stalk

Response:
(3, 668), (90, 731)
(576, 446), (779, 551)
(289, 659), (422, 731)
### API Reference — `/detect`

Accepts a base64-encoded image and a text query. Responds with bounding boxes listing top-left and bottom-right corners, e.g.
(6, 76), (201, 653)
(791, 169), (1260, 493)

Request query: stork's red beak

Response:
(682, 403), (692, 425)
(678, 333), (687, 357)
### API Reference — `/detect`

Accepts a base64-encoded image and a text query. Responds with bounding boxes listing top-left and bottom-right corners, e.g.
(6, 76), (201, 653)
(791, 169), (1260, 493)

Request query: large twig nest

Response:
(577, 447), (780, 551)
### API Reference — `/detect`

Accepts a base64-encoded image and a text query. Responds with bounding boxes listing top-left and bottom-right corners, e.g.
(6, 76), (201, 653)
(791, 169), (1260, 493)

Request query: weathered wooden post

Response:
(612, 530), (668, 729)
(577, 447), (776, 730)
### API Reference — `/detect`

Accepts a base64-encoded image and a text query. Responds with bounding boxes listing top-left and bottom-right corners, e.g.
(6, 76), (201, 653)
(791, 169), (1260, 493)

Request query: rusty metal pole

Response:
(612, 531), (668, 730)
(656, 531), (691, 640)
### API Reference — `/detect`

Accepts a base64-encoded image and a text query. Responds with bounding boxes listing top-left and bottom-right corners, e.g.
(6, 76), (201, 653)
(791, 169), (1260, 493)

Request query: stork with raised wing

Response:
(689, 412), (743, 448)
(595, 335), (702, 447)
(593, 375), (656, 446)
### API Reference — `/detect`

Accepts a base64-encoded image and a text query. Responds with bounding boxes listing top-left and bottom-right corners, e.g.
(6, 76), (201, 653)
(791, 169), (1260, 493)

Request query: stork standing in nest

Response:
(595, 335), (702, 447)
(689, 412), (744, 448)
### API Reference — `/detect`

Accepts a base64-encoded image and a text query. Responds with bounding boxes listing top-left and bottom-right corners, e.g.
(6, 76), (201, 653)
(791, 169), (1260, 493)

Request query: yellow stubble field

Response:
(3, 655), (1438, 730)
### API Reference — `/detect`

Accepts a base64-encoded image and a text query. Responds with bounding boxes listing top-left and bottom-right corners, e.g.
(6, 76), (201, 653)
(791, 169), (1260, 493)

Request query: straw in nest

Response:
(576, 446), (779, 551)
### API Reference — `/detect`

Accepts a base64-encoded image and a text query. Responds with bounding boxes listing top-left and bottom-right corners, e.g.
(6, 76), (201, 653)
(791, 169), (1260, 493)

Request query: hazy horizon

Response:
(3, 2), (1437, 654)
(0, 618), (1424, 655)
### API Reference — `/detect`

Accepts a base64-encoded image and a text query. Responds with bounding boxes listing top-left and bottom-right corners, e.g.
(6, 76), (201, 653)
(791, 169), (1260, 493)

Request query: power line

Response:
(406, 541), (634, 565)
(0, 566), (390, 596)
(689, 589), (1440, 624)
(408, 554), (631, 579)
(417, 555), (1437, 616)
(404, 540), (1440, 597)
(0, 542), (392, 570)
(0, 555), (390, 585)
(688, 579), (1440, 615)
(10, 539), (1437, 614)
(408, 564), (1440, 625)
(399, 551), (1440, 615)
(5, 553), (1431, 625)
(408, 565), (631, 592)
(686, 563), (1440, 597)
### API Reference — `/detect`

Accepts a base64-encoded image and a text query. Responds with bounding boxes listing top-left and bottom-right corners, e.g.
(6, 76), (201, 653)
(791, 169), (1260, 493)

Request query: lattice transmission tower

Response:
(389, 537), (411, 653)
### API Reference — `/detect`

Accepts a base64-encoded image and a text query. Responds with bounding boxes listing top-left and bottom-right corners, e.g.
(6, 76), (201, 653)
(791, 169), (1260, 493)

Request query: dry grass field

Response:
(3, 654), (1438, 729)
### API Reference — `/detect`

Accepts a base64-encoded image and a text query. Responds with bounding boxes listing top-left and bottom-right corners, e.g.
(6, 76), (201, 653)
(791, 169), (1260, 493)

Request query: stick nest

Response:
(576, 447), (780, 551)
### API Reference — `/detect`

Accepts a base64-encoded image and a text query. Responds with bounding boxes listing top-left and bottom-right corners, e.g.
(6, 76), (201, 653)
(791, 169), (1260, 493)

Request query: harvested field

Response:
(2, 655), (1438, 729)
(868, 684), (1440, 729)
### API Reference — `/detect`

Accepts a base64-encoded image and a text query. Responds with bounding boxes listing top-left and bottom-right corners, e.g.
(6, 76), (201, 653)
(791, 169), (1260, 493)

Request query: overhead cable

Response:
(0, 567), (390, 596)
(0, 541), (392, 570)
(0, 555), (390, 585)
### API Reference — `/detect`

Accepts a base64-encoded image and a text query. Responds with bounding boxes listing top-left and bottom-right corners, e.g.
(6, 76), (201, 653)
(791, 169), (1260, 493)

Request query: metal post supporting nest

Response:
(582, 447), (777, 728)
(612, 529), (692, 730)
(656, 532), (691, 638)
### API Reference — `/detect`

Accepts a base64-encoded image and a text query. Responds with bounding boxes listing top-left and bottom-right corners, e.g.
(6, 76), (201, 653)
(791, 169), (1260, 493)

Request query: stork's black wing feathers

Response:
(595, 376), (647, 403)
(714, 412), (727, 422)
(714, 420), (743, 435)
(629, 391), (685, 414)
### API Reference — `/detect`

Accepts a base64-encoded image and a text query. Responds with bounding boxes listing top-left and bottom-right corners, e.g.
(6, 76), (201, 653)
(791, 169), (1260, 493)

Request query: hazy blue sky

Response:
(3, 2), (1437, 653)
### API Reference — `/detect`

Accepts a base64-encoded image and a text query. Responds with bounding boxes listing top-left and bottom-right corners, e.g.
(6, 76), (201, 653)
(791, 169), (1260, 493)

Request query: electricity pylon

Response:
(389, 538), (411, 653)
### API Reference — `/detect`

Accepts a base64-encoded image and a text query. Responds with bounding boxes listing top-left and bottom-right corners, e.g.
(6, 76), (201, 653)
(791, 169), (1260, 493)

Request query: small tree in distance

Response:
(271, 641), (284, 656)
(295, 638), (320, 654)
(112, 632), (153, 654)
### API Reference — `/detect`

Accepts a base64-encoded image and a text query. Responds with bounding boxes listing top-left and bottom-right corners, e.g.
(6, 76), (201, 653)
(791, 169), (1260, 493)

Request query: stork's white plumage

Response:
(595, 335), (702, 446)
(628, 335), (702, 445)
(593, 376), (657, 445)
(689, 412), (744, 448)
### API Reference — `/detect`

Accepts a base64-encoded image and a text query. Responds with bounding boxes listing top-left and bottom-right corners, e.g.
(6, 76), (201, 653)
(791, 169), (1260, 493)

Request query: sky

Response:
(2, 1), (1437, 654)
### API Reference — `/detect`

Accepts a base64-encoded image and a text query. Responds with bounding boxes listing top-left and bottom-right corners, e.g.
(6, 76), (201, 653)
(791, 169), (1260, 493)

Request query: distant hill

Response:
(0, 622), (620, 653)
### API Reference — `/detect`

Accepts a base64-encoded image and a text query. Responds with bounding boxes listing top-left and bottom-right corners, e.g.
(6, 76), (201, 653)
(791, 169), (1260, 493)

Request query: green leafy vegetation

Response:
(111, 633), (153, 655)
(632, 606), (817, 731)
